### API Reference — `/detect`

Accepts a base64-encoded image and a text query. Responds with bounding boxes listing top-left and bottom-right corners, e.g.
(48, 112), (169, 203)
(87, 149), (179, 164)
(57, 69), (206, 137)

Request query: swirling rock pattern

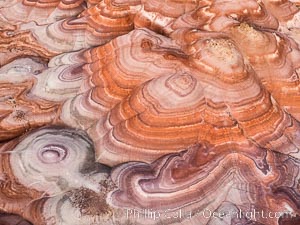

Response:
(0, 127), (111, 225)
(0, 0), (300, 225)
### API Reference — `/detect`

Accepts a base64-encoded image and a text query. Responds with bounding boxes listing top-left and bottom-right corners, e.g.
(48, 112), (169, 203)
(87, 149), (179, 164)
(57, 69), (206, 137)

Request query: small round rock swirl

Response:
(37, 144), (67, 164)
(166, 73), (197, 97)
(10, 127), (109, 195)
(1, 127), (111, 225)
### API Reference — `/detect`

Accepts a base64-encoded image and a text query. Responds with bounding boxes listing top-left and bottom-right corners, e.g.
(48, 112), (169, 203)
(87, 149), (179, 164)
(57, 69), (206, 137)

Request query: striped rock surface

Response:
(0, 0), (300, 225)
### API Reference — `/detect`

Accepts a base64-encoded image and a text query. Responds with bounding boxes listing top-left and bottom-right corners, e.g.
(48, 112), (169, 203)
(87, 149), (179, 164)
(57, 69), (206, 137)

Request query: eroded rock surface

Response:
(0, 0), (300, 225)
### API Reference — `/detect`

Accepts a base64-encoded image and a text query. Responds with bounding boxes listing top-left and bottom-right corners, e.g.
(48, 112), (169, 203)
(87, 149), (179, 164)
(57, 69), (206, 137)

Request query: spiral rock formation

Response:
(0, 0), (300, 225)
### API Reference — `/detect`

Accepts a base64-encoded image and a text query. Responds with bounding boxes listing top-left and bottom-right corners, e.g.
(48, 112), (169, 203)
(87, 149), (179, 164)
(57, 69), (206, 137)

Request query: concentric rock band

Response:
(0, 0), (300, 225)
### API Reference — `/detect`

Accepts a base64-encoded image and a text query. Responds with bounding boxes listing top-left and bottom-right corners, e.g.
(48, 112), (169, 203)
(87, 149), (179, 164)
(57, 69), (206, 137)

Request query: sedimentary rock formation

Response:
(0, 0), (300, 225)
(0, 127), (111, 224)
(0, 212), (33, 225)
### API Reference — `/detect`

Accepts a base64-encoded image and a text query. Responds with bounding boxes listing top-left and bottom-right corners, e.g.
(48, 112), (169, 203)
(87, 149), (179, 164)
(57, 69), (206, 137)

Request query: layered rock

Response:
(0, 0), (300, 225)
(0, 127), (111, 225)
